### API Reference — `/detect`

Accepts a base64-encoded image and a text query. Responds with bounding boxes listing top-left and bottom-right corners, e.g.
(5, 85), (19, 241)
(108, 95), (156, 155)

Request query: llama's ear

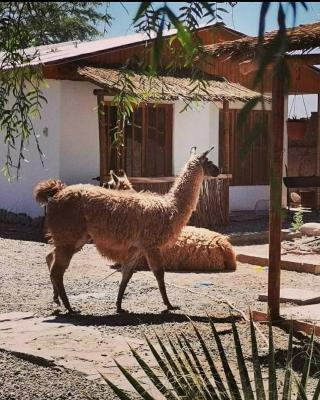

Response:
(190, 146), (197, 155)
(200, 146), (214, 159)
(112, 173), (120, 186)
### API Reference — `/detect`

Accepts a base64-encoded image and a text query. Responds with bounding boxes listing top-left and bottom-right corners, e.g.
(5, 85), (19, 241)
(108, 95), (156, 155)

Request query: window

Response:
(104, 103), (173, 177)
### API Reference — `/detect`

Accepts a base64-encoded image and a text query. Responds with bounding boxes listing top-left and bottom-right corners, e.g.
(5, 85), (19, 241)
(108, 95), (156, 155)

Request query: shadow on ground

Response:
(44, 311), (241, 327)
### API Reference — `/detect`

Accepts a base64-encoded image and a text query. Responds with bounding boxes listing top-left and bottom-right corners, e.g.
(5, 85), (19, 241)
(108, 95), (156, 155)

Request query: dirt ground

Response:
(0, 221), (320, 399)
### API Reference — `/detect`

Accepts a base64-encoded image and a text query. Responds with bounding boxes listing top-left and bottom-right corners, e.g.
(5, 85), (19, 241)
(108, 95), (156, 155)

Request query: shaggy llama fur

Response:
(109, 170), (237, 272)
(34, 149), (220, 313)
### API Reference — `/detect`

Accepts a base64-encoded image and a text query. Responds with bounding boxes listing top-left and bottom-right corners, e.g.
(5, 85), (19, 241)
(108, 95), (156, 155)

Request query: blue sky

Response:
(104, 2), (320, 38)
(101, 2), (320, 117)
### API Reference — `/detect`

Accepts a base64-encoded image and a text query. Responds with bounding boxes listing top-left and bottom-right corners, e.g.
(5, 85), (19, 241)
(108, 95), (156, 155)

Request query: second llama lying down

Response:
(109, 170), (237, 272)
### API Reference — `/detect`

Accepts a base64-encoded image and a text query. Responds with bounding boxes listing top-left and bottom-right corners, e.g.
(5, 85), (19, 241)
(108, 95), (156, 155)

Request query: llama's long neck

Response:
(169, 157), (204, 226)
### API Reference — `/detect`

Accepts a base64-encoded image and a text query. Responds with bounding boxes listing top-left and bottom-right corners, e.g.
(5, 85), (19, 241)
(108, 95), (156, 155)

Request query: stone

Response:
(0, 312), (34, 322)
(282, 304), (320, 321)
(235, 244), (320, 274)
(300, 222), (320, 236)
(0, 313), (156, 394)
(258, 288), (320, 305)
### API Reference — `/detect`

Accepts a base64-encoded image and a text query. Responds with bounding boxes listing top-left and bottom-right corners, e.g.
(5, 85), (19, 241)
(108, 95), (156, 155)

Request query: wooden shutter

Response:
(103, 103), (173, 177)
(219, 109), (271, 185)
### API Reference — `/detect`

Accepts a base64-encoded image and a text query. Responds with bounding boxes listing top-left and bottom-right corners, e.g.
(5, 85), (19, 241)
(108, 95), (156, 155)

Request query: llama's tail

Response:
(33, 179), (67, 205)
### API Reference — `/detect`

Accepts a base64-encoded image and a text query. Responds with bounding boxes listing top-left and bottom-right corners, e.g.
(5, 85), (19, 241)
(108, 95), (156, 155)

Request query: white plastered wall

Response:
(59, 81), (100, 184)
(0, 80), (61, 217)
(172, 101), (219, 174)
(0, 79), (101, 217)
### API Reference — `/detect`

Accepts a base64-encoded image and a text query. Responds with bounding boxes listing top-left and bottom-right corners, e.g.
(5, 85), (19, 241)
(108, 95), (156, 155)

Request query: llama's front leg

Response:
(144, 248), (179, 311)
(46, 251), (60, 305)
(116, 265), (135, 313)
(49, 247), (75, 313)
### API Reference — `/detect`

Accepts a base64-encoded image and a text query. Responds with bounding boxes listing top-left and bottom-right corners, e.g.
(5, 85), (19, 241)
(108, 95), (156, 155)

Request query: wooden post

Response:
(317, 94), (320, 209)
(222, 100), (230, 174)
(97, 94), (108, 185)
(268, 68), (285, 321)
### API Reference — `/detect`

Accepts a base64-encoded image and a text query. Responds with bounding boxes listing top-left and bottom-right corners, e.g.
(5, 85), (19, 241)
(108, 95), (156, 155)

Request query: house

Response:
(204, 22), (320, 212)
(1, 23), (304, 223)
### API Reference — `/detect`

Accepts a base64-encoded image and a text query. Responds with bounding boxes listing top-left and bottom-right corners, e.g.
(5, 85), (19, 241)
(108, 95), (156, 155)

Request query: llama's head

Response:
(191, 146), (220, 177)
(105, 170), (133, 190)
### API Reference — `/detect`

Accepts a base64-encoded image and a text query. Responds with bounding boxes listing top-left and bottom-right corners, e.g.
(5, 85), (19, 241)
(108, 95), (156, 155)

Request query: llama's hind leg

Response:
(50, 247), (75, 313)
(144, 248), (179, 311)
(46, 251), (60, 305)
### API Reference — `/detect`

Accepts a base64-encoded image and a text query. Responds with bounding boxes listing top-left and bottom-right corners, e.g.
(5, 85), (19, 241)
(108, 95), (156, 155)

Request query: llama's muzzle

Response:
(206, 160), (220, 177)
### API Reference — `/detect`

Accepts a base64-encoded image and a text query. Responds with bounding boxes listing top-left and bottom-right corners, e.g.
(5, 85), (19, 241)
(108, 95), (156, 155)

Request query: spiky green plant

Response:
(291, 209), (304, 232)
(102, 313), (320, 400)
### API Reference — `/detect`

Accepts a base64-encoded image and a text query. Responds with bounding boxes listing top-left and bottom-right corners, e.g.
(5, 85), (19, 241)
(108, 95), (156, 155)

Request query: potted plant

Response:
(287, 116), (309, 140)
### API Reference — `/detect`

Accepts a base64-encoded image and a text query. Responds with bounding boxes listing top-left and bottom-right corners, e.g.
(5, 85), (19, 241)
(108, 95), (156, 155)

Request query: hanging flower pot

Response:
(287, 118), (308, 140)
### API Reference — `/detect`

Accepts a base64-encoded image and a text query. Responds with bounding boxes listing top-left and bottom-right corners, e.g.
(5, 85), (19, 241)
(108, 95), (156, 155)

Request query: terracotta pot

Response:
(287, 120), (308, 140)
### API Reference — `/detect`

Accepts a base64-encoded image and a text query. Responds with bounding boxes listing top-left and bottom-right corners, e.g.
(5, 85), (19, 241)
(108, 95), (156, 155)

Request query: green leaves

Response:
(0, 2), (113, 177)
(0, 65), (45, 177)
(268, 317), (278, 400)
(254, 2), (308, 92)
(106, 314), (318, 400)
(249, 312), (266, 400)
(133, 2), (233, 72)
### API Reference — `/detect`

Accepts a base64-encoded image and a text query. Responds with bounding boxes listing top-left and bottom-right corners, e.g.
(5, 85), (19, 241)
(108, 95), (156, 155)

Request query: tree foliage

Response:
(0, 2), (112, 48)
(0, 2), (111, 177)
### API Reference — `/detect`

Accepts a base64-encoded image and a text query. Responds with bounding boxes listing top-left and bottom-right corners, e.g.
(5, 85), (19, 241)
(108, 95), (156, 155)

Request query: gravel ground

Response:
(1, 222), (320, 398)
(0, 351), (115, 400)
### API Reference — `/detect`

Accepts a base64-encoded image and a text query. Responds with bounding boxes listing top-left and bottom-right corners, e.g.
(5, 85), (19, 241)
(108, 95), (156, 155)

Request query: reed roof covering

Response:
(203, 22), (320, 60)
(78, 66), (268, 103)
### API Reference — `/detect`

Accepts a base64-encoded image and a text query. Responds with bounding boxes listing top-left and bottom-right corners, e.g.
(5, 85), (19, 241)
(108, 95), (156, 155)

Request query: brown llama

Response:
(34, 148), (219, 314)
(109, 170), (237, 272)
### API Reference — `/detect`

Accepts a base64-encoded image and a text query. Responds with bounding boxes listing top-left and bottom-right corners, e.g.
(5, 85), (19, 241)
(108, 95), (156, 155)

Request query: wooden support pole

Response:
(97, 94), (108, 185)
(317, 94), (320, 209)
(222, 100), (230, 174)
(268, 69), (285, 321)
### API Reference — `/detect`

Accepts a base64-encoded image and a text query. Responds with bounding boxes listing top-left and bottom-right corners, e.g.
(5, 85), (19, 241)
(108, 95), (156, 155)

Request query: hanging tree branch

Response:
(0, 2), (112, 178)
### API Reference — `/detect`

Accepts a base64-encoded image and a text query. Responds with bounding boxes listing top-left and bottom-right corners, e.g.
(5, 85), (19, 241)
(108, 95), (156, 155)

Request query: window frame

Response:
(102, 102), (173, 178)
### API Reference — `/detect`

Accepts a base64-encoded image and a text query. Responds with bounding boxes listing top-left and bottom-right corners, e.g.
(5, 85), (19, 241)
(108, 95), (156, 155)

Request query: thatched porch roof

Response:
(78, 66), (270, 103)
(203, 21), (320, 60)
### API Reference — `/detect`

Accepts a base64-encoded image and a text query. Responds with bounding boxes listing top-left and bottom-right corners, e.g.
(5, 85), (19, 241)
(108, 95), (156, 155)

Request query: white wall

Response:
(230, 186), (269, 211)
(59, 81), (100, 184)
(172, 101), (219, 174)
(0, 80), (61, 217)
(0, 79), (101, 217)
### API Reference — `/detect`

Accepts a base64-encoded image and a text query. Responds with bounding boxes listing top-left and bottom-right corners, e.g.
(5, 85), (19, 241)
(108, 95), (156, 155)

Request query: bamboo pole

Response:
(97, 94), (108, 185)
(317, 94), (320, 209)
(268, 68), (285, 321)
(222, 100), (230, 174)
